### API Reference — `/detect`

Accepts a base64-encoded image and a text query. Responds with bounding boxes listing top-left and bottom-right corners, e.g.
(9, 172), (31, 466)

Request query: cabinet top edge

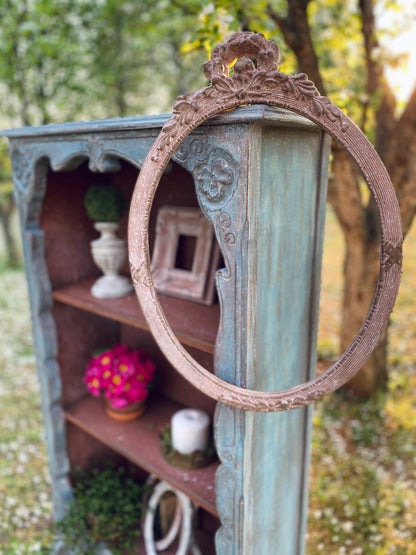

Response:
(2, 106), (318, 140)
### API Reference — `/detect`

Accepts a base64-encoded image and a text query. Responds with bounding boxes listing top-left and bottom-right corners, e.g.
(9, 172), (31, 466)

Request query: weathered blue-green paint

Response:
(243, 123), (331, 554)
(3, 106), (330, 554)
(189, 123), (249, 555)
(191, 112), (330, 554)
(16, 161), (73, 521)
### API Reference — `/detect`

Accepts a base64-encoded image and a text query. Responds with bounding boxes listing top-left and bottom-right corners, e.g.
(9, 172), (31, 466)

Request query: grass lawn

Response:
(308, 209), (416, 554)
(0, 208), (415, 554)
(0, 268), (54, 554)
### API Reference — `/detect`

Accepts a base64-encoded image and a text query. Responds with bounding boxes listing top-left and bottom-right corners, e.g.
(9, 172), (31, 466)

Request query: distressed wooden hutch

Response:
(4, 104), (331, 554)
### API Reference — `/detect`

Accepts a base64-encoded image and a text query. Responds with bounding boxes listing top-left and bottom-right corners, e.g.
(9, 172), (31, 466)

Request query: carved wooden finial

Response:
(203, 32), (279, 81)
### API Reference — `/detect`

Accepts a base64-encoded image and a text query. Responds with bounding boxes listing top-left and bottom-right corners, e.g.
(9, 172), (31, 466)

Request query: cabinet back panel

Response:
(66, 422), (118, 470)
(41, 160), (208, 290)
(121, 324), (216, 415)
(53, 304), (119, 406)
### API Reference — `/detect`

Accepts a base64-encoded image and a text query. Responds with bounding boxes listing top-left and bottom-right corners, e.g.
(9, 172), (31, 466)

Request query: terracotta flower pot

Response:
(104, 399), (146, 422)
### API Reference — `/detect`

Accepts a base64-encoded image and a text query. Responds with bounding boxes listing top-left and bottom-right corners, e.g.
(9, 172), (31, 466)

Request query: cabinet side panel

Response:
(243, 126), (330, 554)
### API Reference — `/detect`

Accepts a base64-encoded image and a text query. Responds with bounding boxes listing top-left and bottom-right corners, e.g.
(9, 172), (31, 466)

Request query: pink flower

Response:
(125, 377), (148, 402)
(100, 368), (114, 388)
(108, 397), (129, 409)
(95, 350), (115, 368)
(84, 344), (156, 408)
(84, 369), (102, 397)
(116, 355), (136, 377)
(141, 359), (156, 381)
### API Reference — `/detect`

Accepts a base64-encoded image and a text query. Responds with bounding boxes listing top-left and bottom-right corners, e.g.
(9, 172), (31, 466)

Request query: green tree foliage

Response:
(0, 0), (207, 267)
(0, 0), (92, 126)
(191, 0), (400, 131)
(83, 0), (207, 118)
(0, 139), (19, 267)
(0, 0), (208, 126)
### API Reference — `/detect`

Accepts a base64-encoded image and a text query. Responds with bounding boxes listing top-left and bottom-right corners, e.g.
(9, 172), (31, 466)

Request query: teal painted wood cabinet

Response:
(4, 105), (330, 554)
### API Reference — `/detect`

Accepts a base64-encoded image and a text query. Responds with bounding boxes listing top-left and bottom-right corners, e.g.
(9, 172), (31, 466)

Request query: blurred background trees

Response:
(0, 140), (19, 268)
(0, 0), (415, 396)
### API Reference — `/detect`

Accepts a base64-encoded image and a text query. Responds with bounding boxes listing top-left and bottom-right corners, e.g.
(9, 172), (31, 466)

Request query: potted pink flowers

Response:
(84, 344), (156, 421)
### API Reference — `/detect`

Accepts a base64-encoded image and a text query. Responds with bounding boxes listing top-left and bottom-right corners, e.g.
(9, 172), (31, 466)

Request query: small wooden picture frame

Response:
(151, 206), (220, 304)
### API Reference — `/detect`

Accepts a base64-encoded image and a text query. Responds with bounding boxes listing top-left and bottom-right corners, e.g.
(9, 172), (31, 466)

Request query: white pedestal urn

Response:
(90, 222), (134, 299)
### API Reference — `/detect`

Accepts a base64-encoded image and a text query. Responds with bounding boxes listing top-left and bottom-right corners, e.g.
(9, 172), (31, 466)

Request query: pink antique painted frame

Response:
(128, 32), (402, 412)
(151, 206), (219, 304)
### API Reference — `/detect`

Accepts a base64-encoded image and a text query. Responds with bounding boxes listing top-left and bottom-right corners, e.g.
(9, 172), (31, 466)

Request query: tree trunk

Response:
(328, 146), (387, 396)
(339, 216), (388, 396)
(348, 82), (416, 395)
(266, 0), (326, 95)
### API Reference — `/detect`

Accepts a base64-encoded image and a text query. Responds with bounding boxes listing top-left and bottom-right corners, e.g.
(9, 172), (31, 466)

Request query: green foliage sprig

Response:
(160, 425), (216, 470)
(84, 184), (125, 223)
(56, 465), (147, 554)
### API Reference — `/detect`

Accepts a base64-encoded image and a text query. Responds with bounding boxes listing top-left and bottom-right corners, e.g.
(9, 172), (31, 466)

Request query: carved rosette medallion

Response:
(194, 148), (239, 213)
(173, 142), (240, 268)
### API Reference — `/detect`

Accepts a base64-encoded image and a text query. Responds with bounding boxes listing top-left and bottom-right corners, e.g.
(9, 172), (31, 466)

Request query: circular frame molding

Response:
(128, 32), (402, 412)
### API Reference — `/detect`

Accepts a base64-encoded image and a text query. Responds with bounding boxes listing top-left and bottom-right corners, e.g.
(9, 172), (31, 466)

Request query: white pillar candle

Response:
(171, 409), (210, 455)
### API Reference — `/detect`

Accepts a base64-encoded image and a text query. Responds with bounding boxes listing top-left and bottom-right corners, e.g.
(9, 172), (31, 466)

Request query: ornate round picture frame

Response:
(128, 32), (402, 412)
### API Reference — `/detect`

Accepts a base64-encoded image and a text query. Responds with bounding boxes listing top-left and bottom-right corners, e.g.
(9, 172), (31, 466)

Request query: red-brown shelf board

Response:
(53, 279), (219, 354)
(64, 394), (218, 517)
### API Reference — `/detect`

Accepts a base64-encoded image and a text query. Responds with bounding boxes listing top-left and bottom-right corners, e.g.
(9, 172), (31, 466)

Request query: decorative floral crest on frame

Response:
(151, 33), (348, 163)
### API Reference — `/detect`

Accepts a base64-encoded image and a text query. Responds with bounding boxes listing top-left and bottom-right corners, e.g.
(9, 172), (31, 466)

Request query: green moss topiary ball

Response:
(84, 184), (125, 222)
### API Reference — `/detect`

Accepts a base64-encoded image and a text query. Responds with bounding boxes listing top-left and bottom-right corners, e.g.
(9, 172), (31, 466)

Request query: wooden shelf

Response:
(53, 279), (219, 354)
(65, 393), (219, 517)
